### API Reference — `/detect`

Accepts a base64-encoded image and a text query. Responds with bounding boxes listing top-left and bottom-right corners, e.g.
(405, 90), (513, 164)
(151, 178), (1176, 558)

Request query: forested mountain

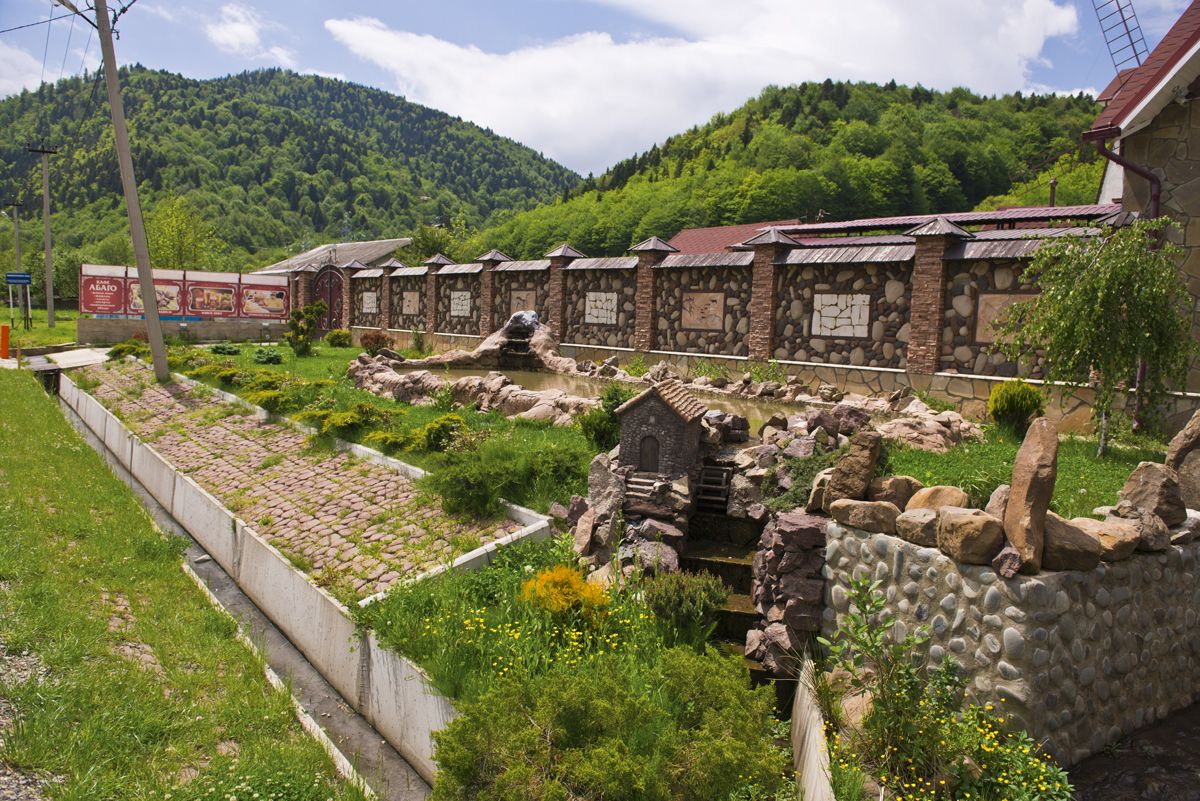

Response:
(467, 81), (1102, 258)
(0, 66), (578, 273)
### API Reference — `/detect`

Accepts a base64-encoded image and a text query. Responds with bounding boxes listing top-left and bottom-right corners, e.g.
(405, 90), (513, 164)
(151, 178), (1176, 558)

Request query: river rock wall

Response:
(823, 522), (1200, 766)
(388, 275), (426, 331)
(494, 271), (549, 326)
(563, 269), (637, 348)
(940, 258), (1044, 377)
(657, 266), (753, 356)
(436, 274), (480, 336)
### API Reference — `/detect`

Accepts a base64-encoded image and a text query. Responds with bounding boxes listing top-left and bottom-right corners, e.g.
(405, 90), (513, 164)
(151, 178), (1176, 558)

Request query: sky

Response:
(0, 0), (1191, 175)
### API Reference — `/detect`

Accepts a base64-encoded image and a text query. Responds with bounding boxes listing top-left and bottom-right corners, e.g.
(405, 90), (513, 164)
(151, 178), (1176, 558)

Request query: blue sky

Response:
(0, 0), (1190, 174)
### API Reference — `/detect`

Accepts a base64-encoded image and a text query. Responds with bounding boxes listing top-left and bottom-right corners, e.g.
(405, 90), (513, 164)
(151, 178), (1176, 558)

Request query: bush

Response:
(209, 342), (241, 355)
(106, 338), (150, 361)
(419, 413), (466, 452)
(324, 328), (352, 347)
(285, 300), (326, 357)
(642, 571), (728, 648)
(690, 359), (730, 381)
(578, 383), (637, 451)
(424, 456), (505, 517)
(522, 564), (609, 624)
(360, 331), (391, 355)
(747, 359), (786, 385)
(624, 353), (649, 377)
(252, 347), (283, 365)
(987, 379), (1045, 434)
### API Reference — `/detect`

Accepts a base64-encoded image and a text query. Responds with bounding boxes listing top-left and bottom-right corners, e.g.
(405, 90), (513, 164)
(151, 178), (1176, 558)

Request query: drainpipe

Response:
(1089, 134), (1162, 431)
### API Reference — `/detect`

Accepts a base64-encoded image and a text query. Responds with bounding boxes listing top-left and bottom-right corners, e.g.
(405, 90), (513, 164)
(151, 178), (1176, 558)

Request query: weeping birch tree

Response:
(994, 218), (1196, 455)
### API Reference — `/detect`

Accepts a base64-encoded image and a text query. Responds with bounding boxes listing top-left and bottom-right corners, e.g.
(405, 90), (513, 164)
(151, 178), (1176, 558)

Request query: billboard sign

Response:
(80, 265), (290, 321)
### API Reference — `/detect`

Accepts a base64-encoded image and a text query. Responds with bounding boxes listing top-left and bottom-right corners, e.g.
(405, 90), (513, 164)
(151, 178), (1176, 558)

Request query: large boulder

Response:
(936, 507), (1005, 565)
(1178, 450), (1200, 512)
(829, 499), (901, 534)
(1109, 500), (1170, 552)
(619, 541), (680, 576)
(1119, 462), (1187, 527)
(821, 431), (882, 513)
(1003, 417), (1058, 573)
(1166, 407), (1200, 471)
(896, 508), (939, 547)
(1070, 517), (1140, 562)
(574, 454), (626, 563)
(1042, 512), (1103, 572)
(868, 475), (924, 509)
(831, 403), (872, 435)
(906, 485), (970, 512)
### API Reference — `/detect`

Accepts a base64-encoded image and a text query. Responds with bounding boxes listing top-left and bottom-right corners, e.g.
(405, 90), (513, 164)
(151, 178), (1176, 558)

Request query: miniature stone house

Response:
(615, 379), (707, 478)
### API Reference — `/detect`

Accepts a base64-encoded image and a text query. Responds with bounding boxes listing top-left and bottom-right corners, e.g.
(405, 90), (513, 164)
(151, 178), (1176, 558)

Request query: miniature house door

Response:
(638, 435), (660, 473)
(313, 267), (344, 332)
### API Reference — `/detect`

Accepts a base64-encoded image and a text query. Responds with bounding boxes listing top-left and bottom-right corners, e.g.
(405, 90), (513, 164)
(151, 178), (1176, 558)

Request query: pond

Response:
(399, 366), (804, 433)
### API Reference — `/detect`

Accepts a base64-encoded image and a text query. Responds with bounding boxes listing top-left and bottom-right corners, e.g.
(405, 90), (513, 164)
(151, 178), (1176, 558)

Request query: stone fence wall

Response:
(822, 521), (1200, 765)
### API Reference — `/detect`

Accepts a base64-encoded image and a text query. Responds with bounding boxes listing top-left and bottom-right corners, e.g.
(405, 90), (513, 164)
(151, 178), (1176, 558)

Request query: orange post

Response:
(1, 324), (8, 360)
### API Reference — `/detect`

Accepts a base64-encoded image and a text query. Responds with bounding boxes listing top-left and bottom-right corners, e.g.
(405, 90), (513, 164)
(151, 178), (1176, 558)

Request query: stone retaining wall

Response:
(823, 521), (1200, 765)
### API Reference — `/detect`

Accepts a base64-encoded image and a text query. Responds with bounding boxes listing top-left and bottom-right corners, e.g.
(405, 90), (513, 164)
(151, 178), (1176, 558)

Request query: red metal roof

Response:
(768, 204), (1118, 236)
(667, 218), (801, 253)
(1087, 1), (1200, 138)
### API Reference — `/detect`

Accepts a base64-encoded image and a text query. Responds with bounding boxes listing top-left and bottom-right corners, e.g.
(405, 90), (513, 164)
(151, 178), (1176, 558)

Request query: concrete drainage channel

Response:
(58, 373), (552, 800)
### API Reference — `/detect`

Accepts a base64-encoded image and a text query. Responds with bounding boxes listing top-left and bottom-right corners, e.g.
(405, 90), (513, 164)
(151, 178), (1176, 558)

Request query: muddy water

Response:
(399, 366), (806, 432)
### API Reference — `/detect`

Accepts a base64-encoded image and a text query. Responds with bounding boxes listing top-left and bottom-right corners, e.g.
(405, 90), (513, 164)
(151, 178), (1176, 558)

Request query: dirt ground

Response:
(1070, 702), (1200, 801)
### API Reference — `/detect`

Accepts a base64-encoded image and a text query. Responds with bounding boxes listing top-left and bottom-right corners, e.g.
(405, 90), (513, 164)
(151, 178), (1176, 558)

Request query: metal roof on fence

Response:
(435, 263), (483, 275)
(351, 269), (385, 278)
(659, 252), (755, 268)
(565, 256), (638, 270)
(781, 245), (916, 265)
(493, 259), (550, 272)
(767, 204), (1120, 236)
(390, 266), (428, 278)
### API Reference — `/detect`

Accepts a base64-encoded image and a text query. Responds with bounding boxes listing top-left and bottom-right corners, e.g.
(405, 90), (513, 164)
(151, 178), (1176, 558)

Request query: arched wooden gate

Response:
(313, 267), (344, 332)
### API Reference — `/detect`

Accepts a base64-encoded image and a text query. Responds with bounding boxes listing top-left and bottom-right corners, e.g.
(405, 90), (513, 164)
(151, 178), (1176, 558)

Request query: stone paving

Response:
(80, 360), (519, 600)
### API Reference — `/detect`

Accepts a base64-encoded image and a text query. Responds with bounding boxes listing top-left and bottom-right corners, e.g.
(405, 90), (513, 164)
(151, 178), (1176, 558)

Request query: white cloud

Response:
(0, 41), (43, 98)
(324, 1), (1080, 174)
(204, 3), (295, 68)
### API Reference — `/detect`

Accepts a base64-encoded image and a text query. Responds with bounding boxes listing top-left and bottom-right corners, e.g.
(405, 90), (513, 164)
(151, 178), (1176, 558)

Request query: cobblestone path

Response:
(81, 360), (519, 600)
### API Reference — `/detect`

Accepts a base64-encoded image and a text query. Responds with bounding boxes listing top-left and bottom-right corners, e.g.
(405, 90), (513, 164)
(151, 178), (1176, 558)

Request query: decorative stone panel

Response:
(940, 259), (1043, 377)
(658, 266), (752, 356)
(388, 277), (425, 331)
(436, 275), (480, 336)
(352, 277), (381, 329)
(824, 522), (1200, 766)
(494, 272), (548, 329)
(773, 263), (910, 368)
(564, 269), (637, 348)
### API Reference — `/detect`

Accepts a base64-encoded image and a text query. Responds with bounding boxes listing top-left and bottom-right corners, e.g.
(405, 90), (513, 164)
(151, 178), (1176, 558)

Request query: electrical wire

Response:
(58, 11), (76, 81)
(0, 14), (75, 36)
(39, 0), (54, 86)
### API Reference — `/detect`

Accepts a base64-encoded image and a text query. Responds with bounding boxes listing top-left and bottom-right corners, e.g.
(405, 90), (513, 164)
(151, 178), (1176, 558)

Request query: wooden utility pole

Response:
(27, 145), (57, 328)
(89, 0), (170, 381)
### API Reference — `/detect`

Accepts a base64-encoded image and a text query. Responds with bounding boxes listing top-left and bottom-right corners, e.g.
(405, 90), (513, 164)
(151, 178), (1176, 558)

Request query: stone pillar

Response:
(379, 273), (391, 331)
(907, 237), (950, 374)
(296, 271), (313, 309)
(904, 218), (971, 375)
(478, 265), (496, 336)
(748, 242), (789, 361)
(546, 256), (571, 336)
(630, 237), (678, 353)
(340, 266), (353, 329)
(424, 269), (438, 334)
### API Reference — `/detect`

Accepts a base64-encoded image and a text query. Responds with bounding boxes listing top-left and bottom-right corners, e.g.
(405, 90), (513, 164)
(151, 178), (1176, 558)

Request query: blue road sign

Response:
(4, 272), (31, 286)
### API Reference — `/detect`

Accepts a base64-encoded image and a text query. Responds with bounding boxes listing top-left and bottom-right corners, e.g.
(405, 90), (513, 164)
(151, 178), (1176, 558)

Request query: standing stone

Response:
(1003, 417), (1058, 573)
(906, 485), (970, 511)
(1178, 450), (1200, 512)
(1042, 512), (1103, 572)
(1119, 462), (1187, 527)
(985, 484), (1010, 519)
(822, 431), (882, 513)
(937, 507), (1006, 565)
(1165, 407), (1200, 471)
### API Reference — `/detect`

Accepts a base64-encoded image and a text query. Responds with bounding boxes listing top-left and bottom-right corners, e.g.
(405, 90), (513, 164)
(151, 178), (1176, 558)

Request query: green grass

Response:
(0, 369), (364, 801)
(208, 343), (364, 382)
(1, 306), (82, 349)
(881, 425), (1165, 519)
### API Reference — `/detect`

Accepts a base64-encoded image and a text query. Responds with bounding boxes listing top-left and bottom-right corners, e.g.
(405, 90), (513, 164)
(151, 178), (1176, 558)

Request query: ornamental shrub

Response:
(987, 379), (1044, 435)
(284, 300), (326, 357)
(521, 564), (609, 624)
(209, 342), (241, 355)
(419, 413), (466, 452)
(360, 331), (391, 355)
(642, 570), (728, 648)
(323, 328), (352, 347)
(252, 347), (283, 364)
(106, 338), (150, 361)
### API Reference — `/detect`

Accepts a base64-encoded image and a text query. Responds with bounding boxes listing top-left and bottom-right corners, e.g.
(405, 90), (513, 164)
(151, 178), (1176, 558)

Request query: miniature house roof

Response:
(544, 243), (587, 259)
(615, 379), (707, 423)
(630, 236), (679, 253)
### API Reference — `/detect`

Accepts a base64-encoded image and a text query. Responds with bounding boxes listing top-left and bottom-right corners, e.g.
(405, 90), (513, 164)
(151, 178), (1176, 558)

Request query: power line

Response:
(58, 11), (76, 81)
(0, 13), (75, 36)
(39, 0), (54, 86)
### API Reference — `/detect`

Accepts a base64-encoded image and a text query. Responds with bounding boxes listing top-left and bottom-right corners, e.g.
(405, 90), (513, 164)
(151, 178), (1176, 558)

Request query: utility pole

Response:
(27, 145), (57, 328)
(85, 0), (169, 381)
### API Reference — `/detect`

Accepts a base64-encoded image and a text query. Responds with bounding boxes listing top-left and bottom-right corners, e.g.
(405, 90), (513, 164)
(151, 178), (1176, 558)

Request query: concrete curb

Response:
(791, 659), (835, 801)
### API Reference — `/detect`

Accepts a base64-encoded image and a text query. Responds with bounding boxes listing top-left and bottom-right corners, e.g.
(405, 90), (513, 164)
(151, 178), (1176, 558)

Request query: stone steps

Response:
(680, 540), (754, 591)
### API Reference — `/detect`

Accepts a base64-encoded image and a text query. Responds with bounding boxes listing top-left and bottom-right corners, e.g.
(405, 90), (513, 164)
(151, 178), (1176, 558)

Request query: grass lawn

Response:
(1, 306), (81, 349)
(882, 425), (1166, 520)
(0, 369), (364, 801)
(209, 343), (365, 382)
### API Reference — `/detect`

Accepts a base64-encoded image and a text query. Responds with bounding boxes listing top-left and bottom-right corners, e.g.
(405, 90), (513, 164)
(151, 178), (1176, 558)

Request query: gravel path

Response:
(81, 360), (520, 600)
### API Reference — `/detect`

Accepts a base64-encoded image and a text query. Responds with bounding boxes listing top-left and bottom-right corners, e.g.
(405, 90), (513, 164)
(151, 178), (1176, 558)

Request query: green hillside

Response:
(0, 66), (578, 277)
(468, 81), (1102, 258)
